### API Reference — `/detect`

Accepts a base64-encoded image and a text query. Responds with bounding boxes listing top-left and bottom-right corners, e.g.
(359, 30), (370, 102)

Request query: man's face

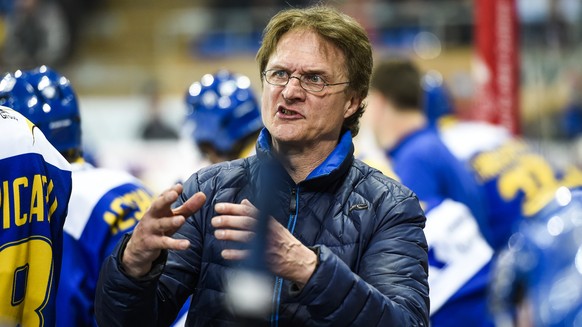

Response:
(261, 29), (359, 150)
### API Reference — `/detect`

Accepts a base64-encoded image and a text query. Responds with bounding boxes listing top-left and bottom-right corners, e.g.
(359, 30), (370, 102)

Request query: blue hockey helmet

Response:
(490, 187), (582, 326)
(22, 65), (82, 154)
(422, 70), (454, 124)
(0, 71), (43, 118)
(184, 70), (263, 154)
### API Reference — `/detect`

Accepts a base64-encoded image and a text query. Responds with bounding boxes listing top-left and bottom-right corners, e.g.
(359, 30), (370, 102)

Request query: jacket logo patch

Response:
(349, 203), (368, 212)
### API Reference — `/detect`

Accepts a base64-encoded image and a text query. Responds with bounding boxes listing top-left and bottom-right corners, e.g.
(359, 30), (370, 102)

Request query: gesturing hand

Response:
(122, 184), (206, 278)
(212, 199), (317, 287)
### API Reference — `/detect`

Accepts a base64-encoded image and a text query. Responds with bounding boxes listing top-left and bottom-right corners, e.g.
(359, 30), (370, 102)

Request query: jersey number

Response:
(0, 237), (53, 326)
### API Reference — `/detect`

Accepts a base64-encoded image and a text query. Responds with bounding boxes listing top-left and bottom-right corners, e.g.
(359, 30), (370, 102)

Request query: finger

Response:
(221, 249), (249, 260)
(214, 229), (255, 242)
(173, 192), (206, 217)
(240, 199), (259, 216)
(211, 215), (256, 230)
(215, 202), (257, 218)
(158, 183), (182, 197)
(159, 236), (190, 251)
(154, 216), (186, 235)
(155, 183), (183, 202)
(149, 187), (181, 217)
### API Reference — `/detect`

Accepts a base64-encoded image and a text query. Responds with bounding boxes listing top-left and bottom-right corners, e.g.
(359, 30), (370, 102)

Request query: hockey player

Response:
(370, 58), (582, 327)
(0, 106), (72, 326)
(0, 66), (154, 327)
(368, 58), (494, 327)
(421, 67), (582, 251)
(183, 69), (263, 164)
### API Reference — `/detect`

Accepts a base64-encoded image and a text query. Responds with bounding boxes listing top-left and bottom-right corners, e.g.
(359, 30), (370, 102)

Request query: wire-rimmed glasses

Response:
(262, 69), (350, 92)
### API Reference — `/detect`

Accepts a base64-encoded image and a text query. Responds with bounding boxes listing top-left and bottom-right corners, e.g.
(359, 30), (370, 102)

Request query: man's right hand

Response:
(121, 184), (206, 278)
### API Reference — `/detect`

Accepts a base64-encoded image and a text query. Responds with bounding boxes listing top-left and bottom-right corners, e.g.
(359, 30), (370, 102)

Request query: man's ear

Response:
(343, 93), (361, 119)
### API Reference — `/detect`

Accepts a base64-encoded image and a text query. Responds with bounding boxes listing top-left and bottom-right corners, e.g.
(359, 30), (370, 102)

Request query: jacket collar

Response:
(256, 128), (354, 188)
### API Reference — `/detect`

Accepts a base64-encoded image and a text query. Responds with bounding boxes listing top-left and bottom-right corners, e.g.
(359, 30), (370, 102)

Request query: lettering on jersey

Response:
(0, 108), (18, 121)
(103, 189), (151, 235)
(1, 174), (58, 230)
(562, 166), (582, 189)
(471, 140), (528, 181)
(471, 140), (582, 216)
(0, 237), (53, 326)
(522, 166), (582, 216)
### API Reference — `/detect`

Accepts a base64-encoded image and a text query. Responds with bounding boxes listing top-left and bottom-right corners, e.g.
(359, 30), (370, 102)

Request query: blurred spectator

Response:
(140, 79), (179, 140)
(1, 0), (71, 69)
(518, 0), (581, 48)
(559, 70), (582, 139)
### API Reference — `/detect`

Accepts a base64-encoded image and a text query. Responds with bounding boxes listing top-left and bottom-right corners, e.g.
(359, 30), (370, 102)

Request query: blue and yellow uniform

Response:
(490, 187), (582, 326)
(388, 125), (493, 327)
(56, 161), (153, 327)
(0, 66), (154, 326)
(438, 119), (582, 250)
(0, 107), (72, 326)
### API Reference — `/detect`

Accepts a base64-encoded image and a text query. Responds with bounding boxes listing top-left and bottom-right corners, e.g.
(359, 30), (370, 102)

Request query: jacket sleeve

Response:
(293, 195), (430, 326)
(94, 176), (205, 327)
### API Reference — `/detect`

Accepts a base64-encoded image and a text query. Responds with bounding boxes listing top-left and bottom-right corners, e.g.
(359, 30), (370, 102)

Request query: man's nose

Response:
(282, 76), (305, 100)
(288, 76), (302, 85)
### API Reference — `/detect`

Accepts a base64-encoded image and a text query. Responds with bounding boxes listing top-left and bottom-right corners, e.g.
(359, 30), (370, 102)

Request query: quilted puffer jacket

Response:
(95, 130), (429, 326)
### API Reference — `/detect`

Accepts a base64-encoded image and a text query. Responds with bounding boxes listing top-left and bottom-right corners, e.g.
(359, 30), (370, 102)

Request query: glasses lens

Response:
(265, 71), (287, 86)
(300, 81), (323, 92)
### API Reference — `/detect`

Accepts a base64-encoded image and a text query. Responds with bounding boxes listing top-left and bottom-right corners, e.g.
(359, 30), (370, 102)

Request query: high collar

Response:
(255, 128), (354, 188)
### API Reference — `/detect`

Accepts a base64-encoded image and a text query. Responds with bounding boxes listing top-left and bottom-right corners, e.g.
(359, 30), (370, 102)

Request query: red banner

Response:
(472, 0), (520, 135)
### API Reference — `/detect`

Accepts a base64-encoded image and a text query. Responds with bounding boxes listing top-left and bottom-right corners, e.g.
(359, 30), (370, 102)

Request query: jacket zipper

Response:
(271, 187), (299, 327)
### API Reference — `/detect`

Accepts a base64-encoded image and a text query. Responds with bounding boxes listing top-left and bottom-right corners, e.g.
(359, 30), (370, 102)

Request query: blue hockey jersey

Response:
(439, 119), (582, 250)
(387, 125), (493, 327)
(0, 107), (72, 326)
(56, 162), (153, 326)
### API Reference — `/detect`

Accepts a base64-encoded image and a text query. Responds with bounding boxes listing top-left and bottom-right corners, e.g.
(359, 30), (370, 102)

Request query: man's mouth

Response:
(280, 108), (296, 115)
(278, 106), (301, 116)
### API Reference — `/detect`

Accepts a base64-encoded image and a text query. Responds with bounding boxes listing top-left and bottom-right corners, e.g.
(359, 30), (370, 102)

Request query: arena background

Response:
(1, 0), (581, 193)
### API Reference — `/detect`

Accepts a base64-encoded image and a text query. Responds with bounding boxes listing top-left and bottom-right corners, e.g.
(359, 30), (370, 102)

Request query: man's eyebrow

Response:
(266, 66), (335, 79)
(265, 65), (284, 70)
(301, 69), (333, 79)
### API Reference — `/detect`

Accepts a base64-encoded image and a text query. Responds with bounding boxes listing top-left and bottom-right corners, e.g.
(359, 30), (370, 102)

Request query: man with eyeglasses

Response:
(95, 6), (429, 326)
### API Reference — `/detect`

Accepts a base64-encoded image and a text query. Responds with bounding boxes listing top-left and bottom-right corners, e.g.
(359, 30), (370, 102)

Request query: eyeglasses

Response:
(262, 69), (350, 92)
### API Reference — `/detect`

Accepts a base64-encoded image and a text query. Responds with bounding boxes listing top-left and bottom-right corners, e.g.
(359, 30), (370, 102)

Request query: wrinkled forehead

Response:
(271, 28), (348, 75)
